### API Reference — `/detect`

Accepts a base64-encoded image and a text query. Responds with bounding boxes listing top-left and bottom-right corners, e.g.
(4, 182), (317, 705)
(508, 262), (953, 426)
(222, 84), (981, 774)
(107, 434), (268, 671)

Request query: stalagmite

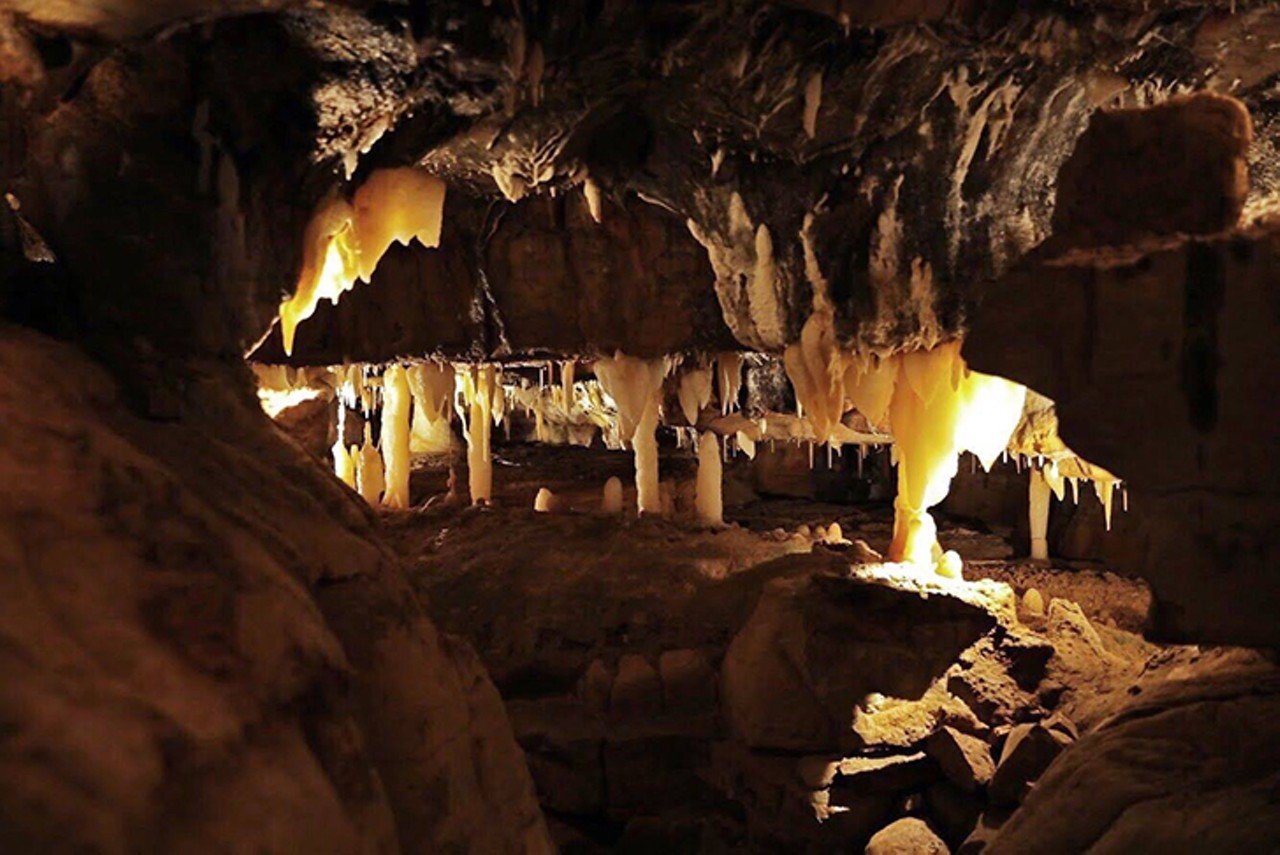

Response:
(1029, 467), (1051, 561)
(633, 398), (662, 514)
(355, 430), (384, 506)
(380, 365), (412, 509)
(1023, 587), (1046, 615)
(456, 365), (496, 505)
(678, 366), (713, 425)
(602, 476), (623, 514)
(332, 402), (356, 487)
(560, 360), (576, 411)
(716, 353), (743, 414)
(696, 431), (723, 525)
(803, 70), (823, 139)
(278, 168), (447, 355)
(534, 487), (555, 512)
(595, 354), (667, 514)
(333, 441), (356, 488)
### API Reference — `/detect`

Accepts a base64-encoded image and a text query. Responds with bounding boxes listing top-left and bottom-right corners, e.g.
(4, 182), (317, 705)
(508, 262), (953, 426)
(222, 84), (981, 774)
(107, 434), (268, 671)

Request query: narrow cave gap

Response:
(4, 2), (1280, 854)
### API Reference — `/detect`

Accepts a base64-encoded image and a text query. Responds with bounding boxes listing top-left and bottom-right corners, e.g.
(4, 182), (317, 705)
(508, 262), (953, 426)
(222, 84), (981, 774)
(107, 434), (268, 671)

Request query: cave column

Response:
(1030, 467), (1051, 561)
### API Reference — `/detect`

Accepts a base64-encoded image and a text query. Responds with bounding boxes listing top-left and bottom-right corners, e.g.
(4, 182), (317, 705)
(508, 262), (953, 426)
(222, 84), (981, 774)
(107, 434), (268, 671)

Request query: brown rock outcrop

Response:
(0, 326), (551, 853)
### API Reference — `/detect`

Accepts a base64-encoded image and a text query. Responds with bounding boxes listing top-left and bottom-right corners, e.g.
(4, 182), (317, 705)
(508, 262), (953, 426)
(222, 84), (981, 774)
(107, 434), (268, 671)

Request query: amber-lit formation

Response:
(602, 476), (624, 514)
(380, 365), (412, 509)
(407, 361), (455, 454)
(456, 365), (499, 505)
(678, 366), (713, 425)
(781, 314), (1027, 573)
(595, 353), (667, 514)
(278, 168), (447, 355)
(695, 431), (723, 524)
(355, 428), (385, 505)
(1029, 467), (1052, 561)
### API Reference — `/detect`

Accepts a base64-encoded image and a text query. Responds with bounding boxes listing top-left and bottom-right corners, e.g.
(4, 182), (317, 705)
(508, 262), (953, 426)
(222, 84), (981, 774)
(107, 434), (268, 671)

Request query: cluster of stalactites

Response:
(278, 168), (447, 355)
(780, 313), (1027, 575)
(594, 353), (669, 514)
(331, 359), (513, 508)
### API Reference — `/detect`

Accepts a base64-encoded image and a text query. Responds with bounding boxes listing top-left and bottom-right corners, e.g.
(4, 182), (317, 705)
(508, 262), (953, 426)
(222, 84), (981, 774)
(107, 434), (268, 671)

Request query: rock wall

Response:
(966, 224), (1280, 646)
(0, 325), (551, 851)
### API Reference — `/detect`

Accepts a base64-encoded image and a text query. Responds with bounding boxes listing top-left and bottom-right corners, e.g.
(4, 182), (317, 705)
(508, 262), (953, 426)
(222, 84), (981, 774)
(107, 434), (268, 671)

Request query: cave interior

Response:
(3, 0), (1280, 852)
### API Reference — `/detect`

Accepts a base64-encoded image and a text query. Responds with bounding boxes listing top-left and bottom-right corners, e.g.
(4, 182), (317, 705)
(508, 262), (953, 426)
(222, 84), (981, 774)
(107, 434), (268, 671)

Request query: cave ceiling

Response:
(5, 0), (1280, 362)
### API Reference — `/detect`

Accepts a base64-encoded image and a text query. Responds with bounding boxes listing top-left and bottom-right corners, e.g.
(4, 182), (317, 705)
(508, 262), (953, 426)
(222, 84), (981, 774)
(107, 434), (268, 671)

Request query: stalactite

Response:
(583, 177), (603, 223)
(803, 70), (823, 139)
(696, 431), (723, 525)
(351, 168), (447, 282)
(278, 168), (447, 355)
(784, 311), (844, 443)
(737, 430), (756, 459)
(678, 366), (713, 425)
(716, 353), (743, 414)
(1095, 479), (1117, 531)
(844, 353), (896, 430)
(279, 196), (359, 355)
(380, 365), (412, 509)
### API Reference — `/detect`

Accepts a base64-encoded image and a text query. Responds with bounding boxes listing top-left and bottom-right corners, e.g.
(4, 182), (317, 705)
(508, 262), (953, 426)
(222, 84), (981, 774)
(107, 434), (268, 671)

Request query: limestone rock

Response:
(927, 726), (995, 793)
(578, 658), (614, 715)
(988, 720), (1075, 806)
(925, 781), (983, 847)
(957, 809), (1012, 854)
(611, 654), (664, 722)
(828, 752), (941, 808)
(658, 648), (717, 715)
(508, 697), (606, 815)
(987, 674), (1280, 852)
(866, 817), (949, 855)
(0, 327), (553, 853)
(1051, 93), (1251, 247)
(721, 574), (997, 752)
(967, 224), (1280, 647)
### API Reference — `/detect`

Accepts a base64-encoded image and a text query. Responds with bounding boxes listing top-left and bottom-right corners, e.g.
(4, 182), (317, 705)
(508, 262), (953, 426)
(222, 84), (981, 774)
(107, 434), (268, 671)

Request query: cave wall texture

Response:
(3, 2), (1280, 848)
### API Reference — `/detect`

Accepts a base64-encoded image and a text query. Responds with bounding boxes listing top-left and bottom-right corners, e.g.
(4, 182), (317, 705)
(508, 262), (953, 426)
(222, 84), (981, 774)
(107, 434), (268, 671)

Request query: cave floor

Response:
(376, 443), (1276, 852)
